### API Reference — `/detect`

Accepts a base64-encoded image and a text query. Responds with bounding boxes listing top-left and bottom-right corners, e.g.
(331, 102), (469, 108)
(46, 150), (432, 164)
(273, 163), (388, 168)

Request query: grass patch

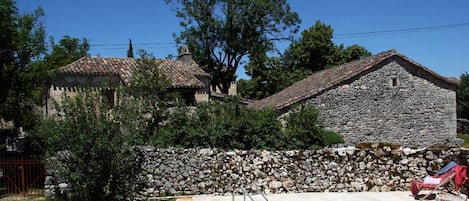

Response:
(457, 133), (469, 148)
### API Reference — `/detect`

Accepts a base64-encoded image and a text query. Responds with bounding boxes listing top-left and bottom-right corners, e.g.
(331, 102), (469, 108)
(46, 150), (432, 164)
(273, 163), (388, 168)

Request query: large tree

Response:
(239, 21), (371, 100)
(282, 21), (371, 72)
(1, 0), (89, 128)
(167, 0), (301, 94)
(27, 35), (90, 106)
(0, 0), (46, 128)
(45, 36), (90, 69)
(30, 36), (90, 84)
(282, 21), (337, 72)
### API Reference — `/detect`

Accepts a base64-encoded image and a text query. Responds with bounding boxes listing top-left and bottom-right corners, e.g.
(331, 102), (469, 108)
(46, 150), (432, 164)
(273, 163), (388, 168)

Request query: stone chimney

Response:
(178, 46), (192, 66)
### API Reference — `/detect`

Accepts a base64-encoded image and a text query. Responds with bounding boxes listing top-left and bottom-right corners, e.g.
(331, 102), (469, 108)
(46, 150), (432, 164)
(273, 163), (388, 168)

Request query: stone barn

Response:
(249, 50), (460, 147)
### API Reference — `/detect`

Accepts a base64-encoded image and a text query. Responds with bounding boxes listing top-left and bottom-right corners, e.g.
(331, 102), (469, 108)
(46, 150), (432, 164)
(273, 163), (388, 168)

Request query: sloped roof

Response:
(248, 50), (459, 110)
(57, 57), (210, 89)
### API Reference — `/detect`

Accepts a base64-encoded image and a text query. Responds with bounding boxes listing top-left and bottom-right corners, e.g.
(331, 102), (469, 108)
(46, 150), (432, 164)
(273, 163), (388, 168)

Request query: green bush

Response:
(157, 99), (284, 150)
(34, 54), (169, 201)
(35, 92), (140, 201)
(284, 105), (344, 149)
(322, 130), (345, 146)
(156, 100), (343, 150)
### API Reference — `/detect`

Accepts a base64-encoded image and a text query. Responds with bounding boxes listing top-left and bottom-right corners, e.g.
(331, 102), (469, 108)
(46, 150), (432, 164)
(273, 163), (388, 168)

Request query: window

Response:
(104, 89), (115, 109)
(391, 78), (399, 87)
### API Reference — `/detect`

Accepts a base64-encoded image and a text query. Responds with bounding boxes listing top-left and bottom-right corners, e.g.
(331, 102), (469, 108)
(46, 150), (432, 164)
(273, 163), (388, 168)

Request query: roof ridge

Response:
(302, 49), (395, 72)
(56, 55), (207, 89)
(57, 56), (89, 71)
(248, 49), (456, 111)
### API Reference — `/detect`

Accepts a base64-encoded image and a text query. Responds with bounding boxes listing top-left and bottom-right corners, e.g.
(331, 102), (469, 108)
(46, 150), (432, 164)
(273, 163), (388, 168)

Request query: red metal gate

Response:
(0, 156), (45, 196)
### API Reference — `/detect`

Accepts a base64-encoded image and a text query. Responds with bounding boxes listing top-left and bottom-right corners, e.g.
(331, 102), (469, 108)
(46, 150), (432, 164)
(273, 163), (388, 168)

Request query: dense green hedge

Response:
(155, 99), (343, 150)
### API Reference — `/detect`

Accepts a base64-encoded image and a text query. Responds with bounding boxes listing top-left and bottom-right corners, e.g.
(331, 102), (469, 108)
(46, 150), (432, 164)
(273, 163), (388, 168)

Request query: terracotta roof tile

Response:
(248, 50), (459, 110)
(57, 57), (210, 89)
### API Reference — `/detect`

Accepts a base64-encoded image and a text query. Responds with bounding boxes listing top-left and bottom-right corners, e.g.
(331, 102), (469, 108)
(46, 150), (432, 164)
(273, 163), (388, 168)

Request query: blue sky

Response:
(16, 0), (469, 79)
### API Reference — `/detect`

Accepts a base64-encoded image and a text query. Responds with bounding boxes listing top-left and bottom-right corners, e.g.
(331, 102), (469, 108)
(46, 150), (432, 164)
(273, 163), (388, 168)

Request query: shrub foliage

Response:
(36, 93), (139, 201)
(155, 99), (342, 150)
(35, 54), (171, 201)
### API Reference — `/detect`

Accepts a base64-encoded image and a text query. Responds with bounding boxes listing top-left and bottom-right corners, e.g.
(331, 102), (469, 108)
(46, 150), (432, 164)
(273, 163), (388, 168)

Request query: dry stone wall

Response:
(131, 145), (469, 199)
(45, 145), (469, 200)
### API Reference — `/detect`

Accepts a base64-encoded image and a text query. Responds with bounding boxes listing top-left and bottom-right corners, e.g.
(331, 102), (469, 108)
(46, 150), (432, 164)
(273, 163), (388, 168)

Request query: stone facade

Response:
(304, 58), (457, 147)
(44, 75), (119, 115)
(250, 50), (459, 147)
(43, 47), (212, 115)
(45, 146), (469, 199)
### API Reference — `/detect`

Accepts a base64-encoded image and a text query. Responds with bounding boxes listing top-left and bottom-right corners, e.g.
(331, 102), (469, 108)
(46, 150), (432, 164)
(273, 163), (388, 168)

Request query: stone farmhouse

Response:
(249, 50), (460, 147)
(43, 47), (211, 115)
